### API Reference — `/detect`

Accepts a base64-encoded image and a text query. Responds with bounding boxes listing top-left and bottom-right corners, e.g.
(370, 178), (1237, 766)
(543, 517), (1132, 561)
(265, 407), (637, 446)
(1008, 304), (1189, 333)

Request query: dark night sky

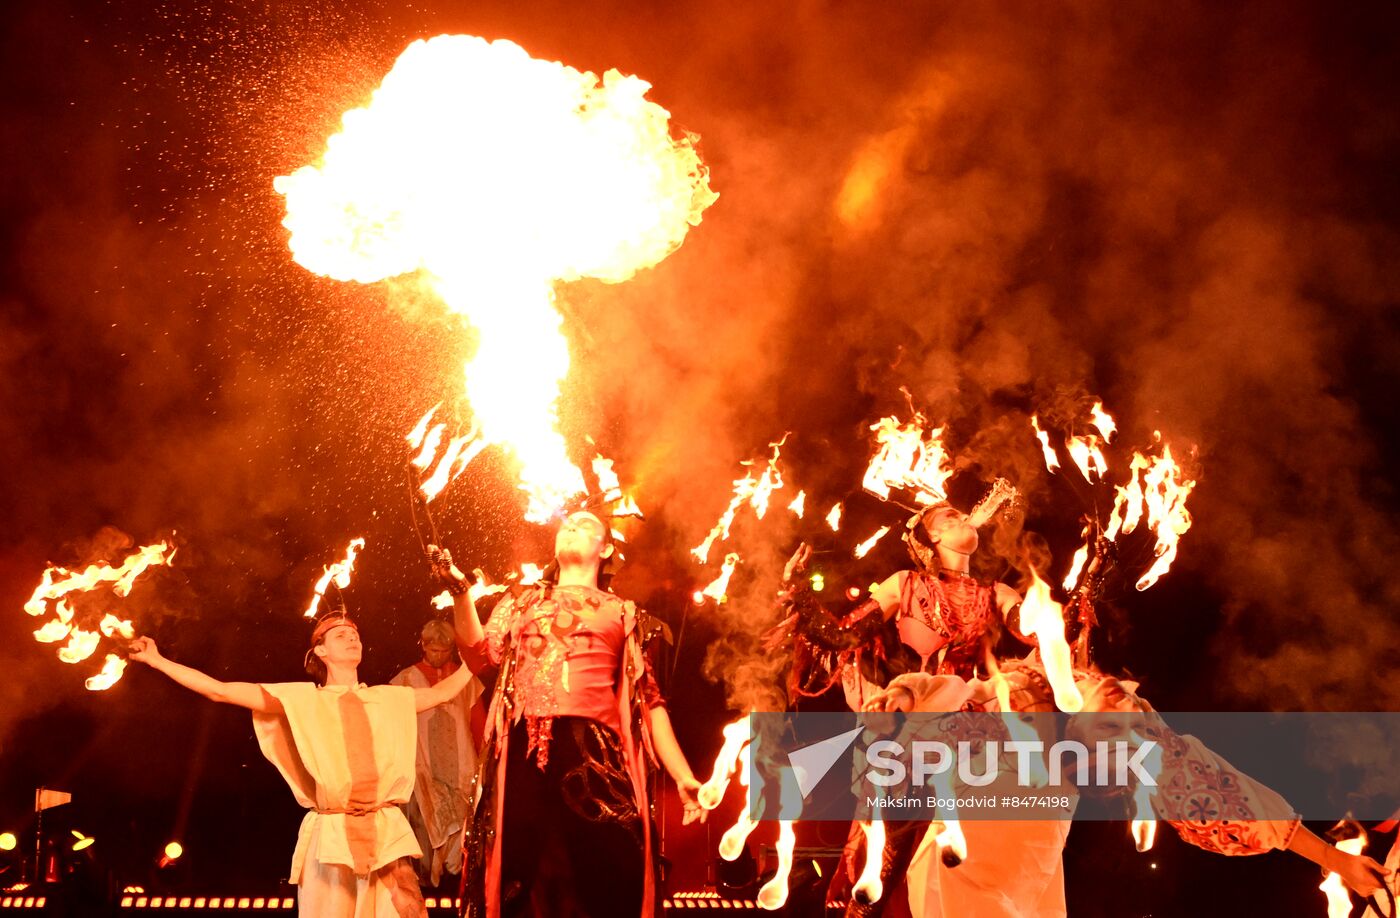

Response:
(2, 1), (1398, 914)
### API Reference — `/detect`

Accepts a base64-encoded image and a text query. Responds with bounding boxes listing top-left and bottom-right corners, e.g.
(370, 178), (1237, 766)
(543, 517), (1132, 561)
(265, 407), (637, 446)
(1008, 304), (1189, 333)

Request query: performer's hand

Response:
(127, 636), (162, 665)
(677, 775), (709, 825)
(1329, 849), (1391, 897)
(862, 685), (915, 714)
(781, 543), (812, 587)
(427, 544), (468, 592)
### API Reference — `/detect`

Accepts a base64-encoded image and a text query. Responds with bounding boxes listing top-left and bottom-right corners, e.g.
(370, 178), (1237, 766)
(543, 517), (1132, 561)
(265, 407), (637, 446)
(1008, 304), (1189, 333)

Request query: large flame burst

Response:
(276, 35), (717, 521)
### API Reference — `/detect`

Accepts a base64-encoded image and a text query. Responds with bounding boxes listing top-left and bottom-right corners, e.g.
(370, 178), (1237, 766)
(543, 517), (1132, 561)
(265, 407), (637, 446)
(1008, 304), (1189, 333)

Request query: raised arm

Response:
(413, 659), (476, 713)
(429, 545), (486, 658)
(128, 637), (282, 714)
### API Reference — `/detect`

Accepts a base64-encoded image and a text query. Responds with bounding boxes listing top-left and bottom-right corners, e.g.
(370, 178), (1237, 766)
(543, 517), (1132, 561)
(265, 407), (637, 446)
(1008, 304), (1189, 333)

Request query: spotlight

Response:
(164, 842), (183, 860)
(810, 573), (825, 592)
(0, 833), (15, 852)
(691, 591), (706, 606)
(70, 830), (95, 852)
(845, 586), (862, 600)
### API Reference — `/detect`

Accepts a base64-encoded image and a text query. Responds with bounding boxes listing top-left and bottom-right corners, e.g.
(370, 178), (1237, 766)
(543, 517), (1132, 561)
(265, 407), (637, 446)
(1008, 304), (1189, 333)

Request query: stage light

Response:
(845, 586), (861, 600)
(691, 590), (705, 606)
(0, 832), (15, 851)
(164, 841), (183, 860)
(70, 830), (94, 851)
(810, 573), (825, 592)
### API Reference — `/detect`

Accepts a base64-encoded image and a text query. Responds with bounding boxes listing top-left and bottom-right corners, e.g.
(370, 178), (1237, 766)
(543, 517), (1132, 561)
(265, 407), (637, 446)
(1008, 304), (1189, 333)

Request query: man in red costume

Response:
(434, 510), (706, 918)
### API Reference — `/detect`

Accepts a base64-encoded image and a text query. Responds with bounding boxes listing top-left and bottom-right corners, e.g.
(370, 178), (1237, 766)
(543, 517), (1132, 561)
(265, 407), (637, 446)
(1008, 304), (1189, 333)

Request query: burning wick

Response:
(852, 817), (886, 905)
(303, 538), (366, 619)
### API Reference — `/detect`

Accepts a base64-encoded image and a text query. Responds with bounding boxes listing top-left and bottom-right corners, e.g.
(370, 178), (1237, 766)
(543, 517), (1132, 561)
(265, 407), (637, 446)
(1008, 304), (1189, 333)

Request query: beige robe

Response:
(390, 664), (481, 886)
(253, 682), (422, 918)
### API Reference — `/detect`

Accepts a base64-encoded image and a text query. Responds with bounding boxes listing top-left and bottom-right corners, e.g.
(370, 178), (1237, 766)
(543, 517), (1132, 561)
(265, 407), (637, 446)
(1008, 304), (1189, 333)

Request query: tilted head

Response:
(303, 612), (362, 685)
(904, 502), (979, 568)
(554, 510), (615, 570)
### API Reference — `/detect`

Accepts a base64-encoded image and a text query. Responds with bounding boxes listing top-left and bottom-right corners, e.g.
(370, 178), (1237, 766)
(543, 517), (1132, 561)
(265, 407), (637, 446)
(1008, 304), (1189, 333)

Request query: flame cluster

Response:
(24, 541), (176, 691)
(862, 415), (954, 505)
(1105, 435), (1197, 591)
(277, 35), (716, 524)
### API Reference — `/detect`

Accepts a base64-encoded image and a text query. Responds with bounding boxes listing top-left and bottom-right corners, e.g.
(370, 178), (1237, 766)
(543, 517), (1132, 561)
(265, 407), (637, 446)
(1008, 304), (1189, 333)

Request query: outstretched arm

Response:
(1287, 826), (1391, 897)
(647, 705), (707, 825)
(128, 637), (282, 714)
(413, 660), (476, 713)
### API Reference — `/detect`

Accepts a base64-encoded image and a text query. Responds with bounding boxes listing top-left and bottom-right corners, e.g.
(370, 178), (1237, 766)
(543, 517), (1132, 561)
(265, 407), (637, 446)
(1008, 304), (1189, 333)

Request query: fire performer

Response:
(432, 509), (706, 918)
(859, 661), (1394, 916)
(770, 497), (1028, 710)
(128, 612), (477, 917)
(390, 619), (484, 888)
(766, 497), (1032, 914)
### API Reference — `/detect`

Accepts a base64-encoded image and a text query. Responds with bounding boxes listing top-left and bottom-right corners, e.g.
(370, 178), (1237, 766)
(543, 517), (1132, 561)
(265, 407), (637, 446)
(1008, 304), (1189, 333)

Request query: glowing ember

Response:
(1030, 414), (1061, 473)
(788, 490), (806, 518)
(277, 35), (715, 523)
(1128, 730), (1164, 852)
(1089, 400), (1117, 443)
(1318, 834), (1365, 918)
(852, 819), (886, 905)
(701, 553), (741, 603)
(85, 654), (128, 692)
(1063, 525), (1092, 593)
(853, 526), (892, 559)
(826, 503), (843, 532)
(304, 538), (366, 619)
(862, 415), (953, 505)
(1064, 434), (1109, 482)
(692, 437), (788, 563)
(699, 717), (752, 810)
(1019, 567), (1084, 712)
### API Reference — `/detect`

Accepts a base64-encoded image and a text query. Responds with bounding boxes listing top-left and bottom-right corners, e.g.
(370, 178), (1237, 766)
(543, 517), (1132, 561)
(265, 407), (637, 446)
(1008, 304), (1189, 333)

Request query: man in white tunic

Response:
(129, 612), (476, 917)
(390, 619), (482, 887)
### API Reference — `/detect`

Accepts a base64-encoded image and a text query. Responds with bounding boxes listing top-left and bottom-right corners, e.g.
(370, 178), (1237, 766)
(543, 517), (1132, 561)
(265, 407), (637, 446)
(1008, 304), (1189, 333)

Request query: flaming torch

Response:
(276, 35), (716, 523)
(1019, 566), (1084, 713)
(24, 539), (176, 690)
(303, 538), (366, 619)
(1127, 730), (1165, 852)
